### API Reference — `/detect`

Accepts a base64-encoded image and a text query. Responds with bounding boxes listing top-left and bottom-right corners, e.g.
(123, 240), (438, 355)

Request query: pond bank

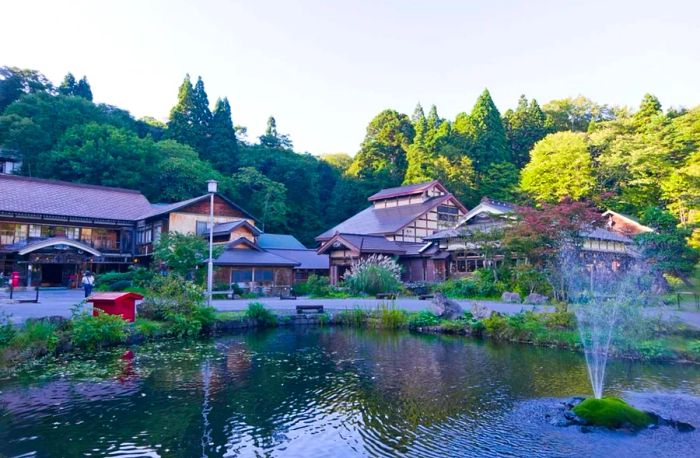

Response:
(3, 304), (700, 376)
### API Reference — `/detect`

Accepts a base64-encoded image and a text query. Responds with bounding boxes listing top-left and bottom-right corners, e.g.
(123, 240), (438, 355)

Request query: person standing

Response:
(82, 270), (95, 298)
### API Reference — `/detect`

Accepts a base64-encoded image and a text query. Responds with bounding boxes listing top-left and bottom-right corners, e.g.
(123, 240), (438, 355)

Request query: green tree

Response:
(231, 167), (288, 232)
(478, 161), (520, 202)
(75, 77), (93, 101)
(153, 232), (211, 279)
(0, 66), (52, 112)
(191, 76), (212, 152)
(152, 140), (226, 202)
(258, 116), (292, 150)
(57, 73), (77, 96)
(543, 96), (615, 132)
(634, 93), (662, 126)
(637, 207), (700, 288)
(457, 89), (509, 172)
(37, 123), (163, 194)
(348, 109), (414, 188)
(503, 95), (551, 168)
(319, 153), (353, 171)
(166, 74), (197, 148)
(205, 97), (238, 172)
(520, 131), (594, 202)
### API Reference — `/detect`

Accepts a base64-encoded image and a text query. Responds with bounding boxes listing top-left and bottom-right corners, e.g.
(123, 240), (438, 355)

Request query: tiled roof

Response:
(147, 193), (256, 221)
(215, 248), (299, 267)
(212, 220), (261, 236)
(258, 234), (306, 250)
(582, 227), (633, 243)
(317, 195), (455, 240)
(368, 180), (442, 201)
(266, 249), (329, 270)
(0, 175), (153, 221)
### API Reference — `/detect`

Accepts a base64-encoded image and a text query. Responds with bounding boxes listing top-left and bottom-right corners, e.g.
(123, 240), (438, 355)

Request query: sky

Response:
(3, 0), (700, 155)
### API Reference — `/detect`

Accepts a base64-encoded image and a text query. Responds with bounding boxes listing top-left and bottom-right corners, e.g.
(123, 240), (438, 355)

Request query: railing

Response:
(0, 235), (122, 252)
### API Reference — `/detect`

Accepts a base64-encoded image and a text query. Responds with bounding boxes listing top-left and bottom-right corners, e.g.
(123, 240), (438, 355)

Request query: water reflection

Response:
(1, 328), (699, 457)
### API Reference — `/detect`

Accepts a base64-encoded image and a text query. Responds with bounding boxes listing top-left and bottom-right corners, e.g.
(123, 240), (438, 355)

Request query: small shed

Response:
(88, 292), (144, 322)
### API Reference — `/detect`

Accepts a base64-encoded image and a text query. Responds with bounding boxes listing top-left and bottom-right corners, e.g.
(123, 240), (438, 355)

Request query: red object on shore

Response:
(88, 292), (143, 322)
(11, 271), (20, 287)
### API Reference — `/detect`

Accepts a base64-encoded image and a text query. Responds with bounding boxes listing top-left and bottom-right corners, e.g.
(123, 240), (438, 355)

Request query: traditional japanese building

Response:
(316, 181), (468, 284)
(425, 197), (641, 277)
(0, 174), (328, 288)
(424, 197), (515, 276)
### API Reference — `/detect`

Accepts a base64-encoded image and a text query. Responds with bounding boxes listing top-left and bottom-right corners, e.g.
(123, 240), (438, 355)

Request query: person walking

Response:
(82, 270), (95, 298)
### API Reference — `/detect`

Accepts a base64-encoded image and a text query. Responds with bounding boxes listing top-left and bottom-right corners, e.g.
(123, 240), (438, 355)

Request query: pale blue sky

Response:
(4, 0), (699, 155)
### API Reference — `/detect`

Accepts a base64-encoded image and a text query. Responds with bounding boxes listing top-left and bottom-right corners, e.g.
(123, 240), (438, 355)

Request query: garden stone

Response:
(501, 292), (521, 303)
(524, 293), (548, 304)
(470, 302), (491, 320)
(431, 293), (463, 319)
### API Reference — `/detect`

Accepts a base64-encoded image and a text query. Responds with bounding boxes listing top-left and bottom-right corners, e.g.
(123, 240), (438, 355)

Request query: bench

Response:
(376, 293), (397, 300)
(418, 294), (434, 300)
(280, 294), (297, 300)
(296, 305), (324, 314)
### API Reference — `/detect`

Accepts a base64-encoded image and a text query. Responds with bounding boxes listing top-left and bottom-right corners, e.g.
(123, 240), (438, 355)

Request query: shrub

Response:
(245, 302), (277, 327)
(635, 340), (671, 360)
(408, 311), (440, 328)
(13, 320), (59, 354)
(434, 270), (503, 298)
(294, 274), (330, 296)
(440, 319), (466, 333)
(483, 314), (509, 339)
(377, 307), (407, 329)
(138, 274), (205, 320)
(166, 312), (203, 338)
(511, 265), (551, 297)
(344, 255), (402, 296)
(0, 312), (15, 347)
(134, 318), (165, 339)
(335, 308), (368, 327)
(71, 311), (129, 351)
(688, 340), (700, 358)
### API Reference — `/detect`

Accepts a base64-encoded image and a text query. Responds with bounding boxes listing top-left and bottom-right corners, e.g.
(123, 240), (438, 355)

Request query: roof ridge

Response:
(0, 174), (144, 195)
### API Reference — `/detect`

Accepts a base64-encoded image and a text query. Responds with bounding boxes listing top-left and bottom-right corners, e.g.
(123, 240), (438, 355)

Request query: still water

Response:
(1, 327), (699, 457)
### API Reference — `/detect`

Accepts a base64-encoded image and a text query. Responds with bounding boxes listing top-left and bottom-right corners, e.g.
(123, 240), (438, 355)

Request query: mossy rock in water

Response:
(572, 397), (652, 429)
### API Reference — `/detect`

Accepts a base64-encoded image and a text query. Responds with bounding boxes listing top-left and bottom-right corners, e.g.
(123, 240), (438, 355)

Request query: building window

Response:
(255, 269), (274, 282)
(29, 224), (42, 238)
(232, 269), (253, 283)
(81, 228), (92, 243)
(196, 221), (208, 235)
(65, 227), (80, 240)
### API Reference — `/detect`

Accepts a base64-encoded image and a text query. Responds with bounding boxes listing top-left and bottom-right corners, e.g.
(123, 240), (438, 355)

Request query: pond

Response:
(1, 328), (699, 457)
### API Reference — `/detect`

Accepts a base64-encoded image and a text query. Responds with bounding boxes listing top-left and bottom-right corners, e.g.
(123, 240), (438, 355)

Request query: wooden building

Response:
(316, 181), (467, 284)
(0, 174), (328, 288)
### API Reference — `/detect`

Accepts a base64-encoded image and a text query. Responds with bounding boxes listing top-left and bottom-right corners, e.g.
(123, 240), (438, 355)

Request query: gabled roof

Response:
(212, 220), (261, 237)
(317, 233), (406, 255)
(602, 210), (653, 234)
(147, 193), (256, 221)
(316, 194), (464, 240)
(460, 197), (515, 225)
(215, 248), (300, 267)
(0, 175), (153, 222)
(581, 227), (633, 243)
(368, 180), (445, 201)
(257, 233), (306, 250)
(17, 237), (102, 256)
(267, 249), (329, 270)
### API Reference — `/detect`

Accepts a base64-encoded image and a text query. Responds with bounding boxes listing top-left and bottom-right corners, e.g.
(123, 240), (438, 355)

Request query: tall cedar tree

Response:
(166, 75), (197, 147)
(57, 73), (92, 100)
(259, 116), (293, 150)
(191, 76), (212, 153)
(206, 97), (239, 173)
(57, 73), (77, 96)
(75, 77), (93, 101)
(503, 95), (550, 168)
(404, 103), (433, 184)
(461, 89), (509, 172)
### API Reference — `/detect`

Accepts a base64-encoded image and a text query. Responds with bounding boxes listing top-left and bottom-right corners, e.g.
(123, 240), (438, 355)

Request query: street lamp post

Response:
(207, 180), (218, 306)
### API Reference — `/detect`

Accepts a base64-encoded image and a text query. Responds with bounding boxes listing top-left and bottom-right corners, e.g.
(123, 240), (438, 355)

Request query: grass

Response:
(573, 397), (652, 429)
(214, 311), (247, 321)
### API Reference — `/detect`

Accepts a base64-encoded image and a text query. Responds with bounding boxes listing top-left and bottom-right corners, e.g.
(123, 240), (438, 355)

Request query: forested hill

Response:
(1, 67), (698, 247)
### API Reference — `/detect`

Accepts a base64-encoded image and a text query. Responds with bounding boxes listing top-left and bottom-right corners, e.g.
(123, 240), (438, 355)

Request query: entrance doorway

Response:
(40, 264), (63, 286)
